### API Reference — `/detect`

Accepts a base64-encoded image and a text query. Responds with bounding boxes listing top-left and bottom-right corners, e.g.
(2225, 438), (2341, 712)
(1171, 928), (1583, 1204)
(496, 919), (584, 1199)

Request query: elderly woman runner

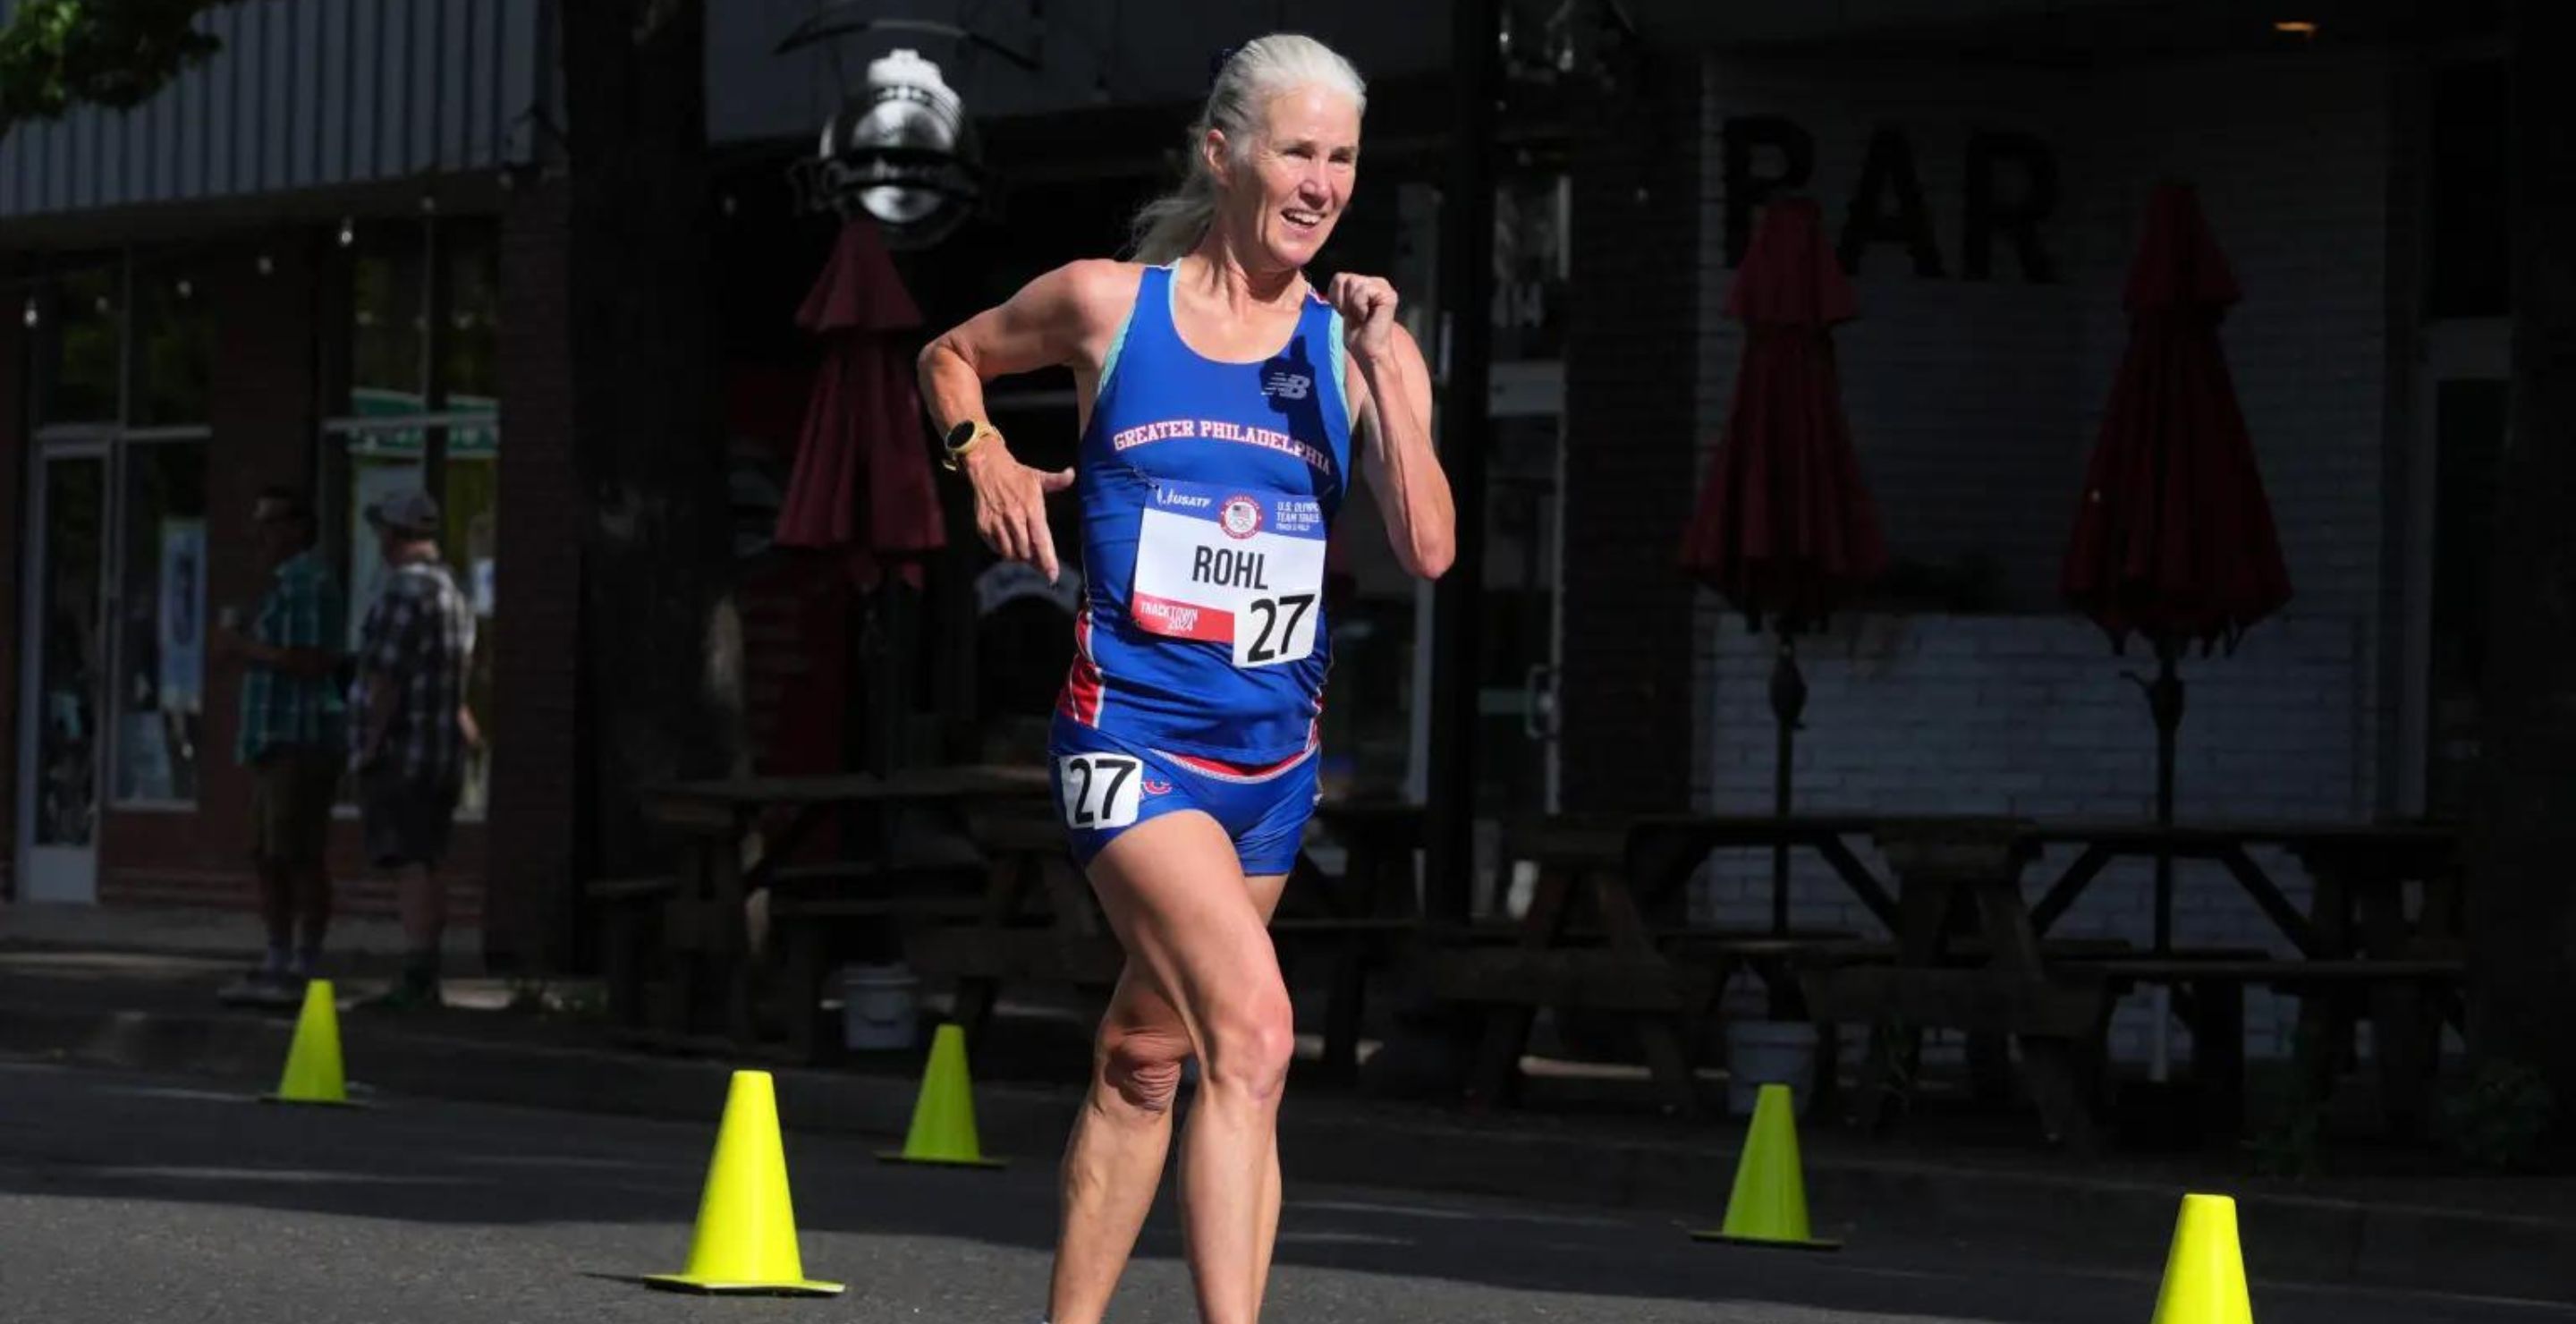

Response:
(918, 32), (1453, 1324)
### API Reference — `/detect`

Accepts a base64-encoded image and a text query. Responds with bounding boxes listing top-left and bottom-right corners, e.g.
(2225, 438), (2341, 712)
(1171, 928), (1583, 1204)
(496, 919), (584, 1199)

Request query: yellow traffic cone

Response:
(644, 1070), (843, 1296)
(2148, 1193), (2254, 1324)
(1690, 1082), (1839, 1250)
(260, 980), (357, 1107)
(877, 1023), (1005, 1167)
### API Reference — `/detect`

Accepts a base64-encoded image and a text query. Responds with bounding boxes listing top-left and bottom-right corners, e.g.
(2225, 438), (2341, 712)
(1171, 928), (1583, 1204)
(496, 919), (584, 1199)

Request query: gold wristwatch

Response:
(942, 420), (1001, 471)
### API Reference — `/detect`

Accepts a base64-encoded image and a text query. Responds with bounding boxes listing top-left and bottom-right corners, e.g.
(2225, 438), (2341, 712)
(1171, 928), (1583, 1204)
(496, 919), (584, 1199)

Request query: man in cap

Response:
(352, 488), (479, 1008)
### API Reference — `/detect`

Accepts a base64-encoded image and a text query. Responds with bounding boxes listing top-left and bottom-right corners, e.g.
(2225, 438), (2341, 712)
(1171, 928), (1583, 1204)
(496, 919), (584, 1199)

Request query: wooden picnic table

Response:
(1434, 813), (1898, 1117)
(625, 768), (1442, 1066)
(631, 764), (1054, 1053)
(1436, 811), (2465, 1148)
(1623, 812), (1900, 932)
(2023, 819), (2463, 1138)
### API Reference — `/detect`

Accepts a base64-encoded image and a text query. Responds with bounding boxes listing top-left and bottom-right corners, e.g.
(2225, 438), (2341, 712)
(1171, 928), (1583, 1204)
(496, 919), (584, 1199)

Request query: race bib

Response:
(1058, 752), (1142, 829)
(1131, 480), (1327, 668)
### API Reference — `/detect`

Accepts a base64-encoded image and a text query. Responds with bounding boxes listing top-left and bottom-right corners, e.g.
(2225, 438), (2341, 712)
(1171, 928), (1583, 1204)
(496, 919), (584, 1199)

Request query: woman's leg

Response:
(1070, 811), (1295, 1324)
(1048, 866), (1292, 1324)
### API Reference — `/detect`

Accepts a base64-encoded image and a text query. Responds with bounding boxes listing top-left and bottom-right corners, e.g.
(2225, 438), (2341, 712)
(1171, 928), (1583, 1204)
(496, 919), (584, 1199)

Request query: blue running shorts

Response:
(1047, 715), (1320, 877)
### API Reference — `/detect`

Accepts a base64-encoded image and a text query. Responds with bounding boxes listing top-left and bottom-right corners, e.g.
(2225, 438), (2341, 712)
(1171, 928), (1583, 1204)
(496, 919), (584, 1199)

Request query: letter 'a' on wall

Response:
(1720, 115), (2059, 284)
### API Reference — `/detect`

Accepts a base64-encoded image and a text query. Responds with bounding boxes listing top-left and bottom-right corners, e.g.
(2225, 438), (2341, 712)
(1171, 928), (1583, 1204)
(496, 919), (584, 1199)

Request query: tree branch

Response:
(0, 0), (242, 141)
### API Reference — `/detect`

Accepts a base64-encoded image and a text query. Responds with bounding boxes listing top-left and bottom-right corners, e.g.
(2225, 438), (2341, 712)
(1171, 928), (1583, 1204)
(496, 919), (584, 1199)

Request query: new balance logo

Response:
(1262, 369), (1312, 401)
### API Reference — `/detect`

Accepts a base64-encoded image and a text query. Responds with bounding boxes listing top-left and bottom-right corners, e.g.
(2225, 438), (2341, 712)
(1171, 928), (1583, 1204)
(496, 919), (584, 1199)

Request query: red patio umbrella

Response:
(776, 217), (946, 588)
(2062, 182), (2292, 952)
(1680, 197), (1887, 933)
(777, 218), (948, 776)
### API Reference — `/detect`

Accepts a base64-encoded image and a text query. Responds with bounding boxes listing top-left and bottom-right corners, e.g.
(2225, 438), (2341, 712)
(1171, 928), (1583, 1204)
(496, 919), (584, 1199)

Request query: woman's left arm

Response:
(1333, 274), (1454, 580)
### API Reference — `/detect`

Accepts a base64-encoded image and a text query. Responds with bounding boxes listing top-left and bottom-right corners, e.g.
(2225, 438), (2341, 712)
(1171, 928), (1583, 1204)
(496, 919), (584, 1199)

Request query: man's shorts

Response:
(249, 746), (342, 867)
(360, 767), (462, 870)
(1047, 716), (1320, 877)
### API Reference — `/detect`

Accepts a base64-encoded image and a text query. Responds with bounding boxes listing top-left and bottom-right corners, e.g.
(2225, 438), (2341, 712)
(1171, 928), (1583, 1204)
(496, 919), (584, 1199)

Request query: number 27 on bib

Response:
(1130, 484), (1327, 668)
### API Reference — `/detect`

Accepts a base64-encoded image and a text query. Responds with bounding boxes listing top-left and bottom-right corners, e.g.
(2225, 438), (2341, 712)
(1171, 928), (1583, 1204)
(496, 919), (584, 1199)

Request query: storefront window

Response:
(111, 443), (211, 803)
(441, 225), (501, 412)
(327, 215), (502, 817)
(347, 233), (428, 416)
(129, 262), (214, 428)
(38, 260), (121, 424)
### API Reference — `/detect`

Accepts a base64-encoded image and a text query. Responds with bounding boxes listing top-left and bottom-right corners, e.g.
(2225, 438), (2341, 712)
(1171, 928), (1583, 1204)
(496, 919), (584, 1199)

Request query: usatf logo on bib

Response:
(1219, 495), (1265, 539)
(1262, 368), (1312, 402)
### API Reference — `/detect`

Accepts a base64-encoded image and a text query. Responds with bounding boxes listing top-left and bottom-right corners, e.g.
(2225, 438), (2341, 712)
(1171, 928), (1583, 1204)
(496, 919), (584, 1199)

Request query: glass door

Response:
(1400, 171), (1571, 811)
(2400, 318), (2509, 819)
(18, 447), (111, 903)
(2414, 373), (2509, 819)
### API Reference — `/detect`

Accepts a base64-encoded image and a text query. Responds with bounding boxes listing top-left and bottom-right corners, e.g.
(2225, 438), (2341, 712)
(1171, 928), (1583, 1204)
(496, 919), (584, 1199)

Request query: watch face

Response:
(945, 420), (979, 451)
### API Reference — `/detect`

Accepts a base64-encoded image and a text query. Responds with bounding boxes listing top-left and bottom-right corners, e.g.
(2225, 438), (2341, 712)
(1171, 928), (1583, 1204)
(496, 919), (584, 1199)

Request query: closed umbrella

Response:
(2063, 182), (2292, 958)
(778, 218), (948, 775)
(1680, 197), (1887, 934)
(777, 217), (946, 585)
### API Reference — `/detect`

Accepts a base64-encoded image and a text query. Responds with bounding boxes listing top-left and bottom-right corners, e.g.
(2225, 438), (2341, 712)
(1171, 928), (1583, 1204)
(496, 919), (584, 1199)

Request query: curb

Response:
(3, 998), (2567, 1305)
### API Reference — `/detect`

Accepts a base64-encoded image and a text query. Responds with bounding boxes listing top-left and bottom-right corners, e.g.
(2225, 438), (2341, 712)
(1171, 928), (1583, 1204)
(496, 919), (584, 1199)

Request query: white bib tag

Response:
(1058, 752), (1143, 829)
(1130, 482), (1327, 668)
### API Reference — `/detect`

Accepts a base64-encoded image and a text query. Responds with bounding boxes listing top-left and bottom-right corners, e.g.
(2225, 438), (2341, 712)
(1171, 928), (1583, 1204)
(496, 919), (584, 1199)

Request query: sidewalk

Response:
(1, 899), (481, 972)
(2, 903), (2569, 1306)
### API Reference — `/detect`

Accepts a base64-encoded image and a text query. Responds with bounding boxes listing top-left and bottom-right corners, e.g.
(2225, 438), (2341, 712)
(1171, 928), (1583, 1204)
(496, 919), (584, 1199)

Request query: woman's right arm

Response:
(918, 259), (1128, 583)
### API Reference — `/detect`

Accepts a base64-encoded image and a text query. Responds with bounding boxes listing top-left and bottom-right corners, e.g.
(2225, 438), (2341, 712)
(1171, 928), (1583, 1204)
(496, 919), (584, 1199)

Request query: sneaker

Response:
(216, 971), (305, 1009)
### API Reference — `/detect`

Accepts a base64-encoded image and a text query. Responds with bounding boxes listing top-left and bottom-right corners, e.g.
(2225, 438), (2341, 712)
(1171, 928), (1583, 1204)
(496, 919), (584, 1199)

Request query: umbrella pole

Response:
(2148, 644), (2184, 954)
(2148, 643), (2185, 1084)
(1767, 628), (1809, 938)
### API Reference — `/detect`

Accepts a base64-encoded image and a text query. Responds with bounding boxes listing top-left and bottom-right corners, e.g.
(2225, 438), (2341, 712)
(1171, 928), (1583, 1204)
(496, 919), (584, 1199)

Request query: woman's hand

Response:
(963, 444), (1077, 582)
(1328, 272), (1400, 364)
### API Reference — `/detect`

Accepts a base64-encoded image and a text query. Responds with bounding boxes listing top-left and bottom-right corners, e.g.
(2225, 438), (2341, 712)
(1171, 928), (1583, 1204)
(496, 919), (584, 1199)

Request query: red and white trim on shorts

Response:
(1157, 727), (1321, 785)
(1058, 605), (1106, 726)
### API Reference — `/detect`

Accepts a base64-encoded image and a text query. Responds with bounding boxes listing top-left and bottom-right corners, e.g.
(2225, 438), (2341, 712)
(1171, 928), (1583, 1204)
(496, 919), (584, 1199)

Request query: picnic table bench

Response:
(613, 764), (1055, 1055)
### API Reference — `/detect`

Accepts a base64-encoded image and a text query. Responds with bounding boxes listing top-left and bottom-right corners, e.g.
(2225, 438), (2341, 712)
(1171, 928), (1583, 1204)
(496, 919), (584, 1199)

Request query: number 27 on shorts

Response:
(1059, 753), (1143, 829)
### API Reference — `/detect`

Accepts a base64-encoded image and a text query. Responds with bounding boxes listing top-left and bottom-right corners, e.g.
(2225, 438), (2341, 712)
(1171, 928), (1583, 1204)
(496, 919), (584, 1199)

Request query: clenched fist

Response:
(1327, 272), (1400, 364)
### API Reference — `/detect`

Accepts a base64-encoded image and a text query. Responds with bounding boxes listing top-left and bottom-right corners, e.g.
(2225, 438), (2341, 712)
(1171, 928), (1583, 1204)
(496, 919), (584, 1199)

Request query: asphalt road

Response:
(0, 1057), (2563, 1323)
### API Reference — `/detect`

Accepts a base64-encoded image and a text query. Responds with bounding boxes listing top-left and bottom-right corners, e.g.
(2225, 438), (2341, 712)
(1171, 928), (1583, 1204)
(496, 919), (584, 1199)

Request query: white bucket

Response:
(1724, 1020), (1819, 1118)
(840, 963), (920, 1052)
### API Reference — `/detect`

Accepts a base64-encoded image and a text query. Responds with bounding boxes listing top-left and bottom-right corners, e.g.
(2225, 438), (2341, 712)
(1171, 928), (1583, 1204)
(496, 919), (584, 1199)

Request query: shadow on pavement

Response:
(4, 1059), (2549, 1324)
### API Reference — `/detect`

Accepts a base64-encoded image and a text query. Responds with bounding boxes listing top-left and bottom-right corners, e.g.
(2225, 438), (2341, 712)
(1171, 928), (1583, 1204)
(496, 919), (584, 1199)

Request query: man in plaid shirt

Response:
(215, 487), (345, 1007)
(352, 488), (480, 1009)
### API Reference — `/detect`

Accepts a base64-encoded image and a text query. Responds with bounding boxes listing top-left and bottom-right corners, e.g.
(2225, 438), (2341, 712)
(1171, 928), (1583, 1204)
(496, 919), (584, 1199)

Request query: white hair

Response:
(1128, 34), (1368, 265)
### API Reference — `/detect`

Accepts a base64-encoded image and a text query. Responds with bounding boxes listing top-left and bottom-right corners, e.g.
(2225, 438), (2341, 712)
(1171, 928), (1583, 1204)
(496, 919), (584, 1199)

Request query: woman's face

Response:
(1212, 84), (1360, 274)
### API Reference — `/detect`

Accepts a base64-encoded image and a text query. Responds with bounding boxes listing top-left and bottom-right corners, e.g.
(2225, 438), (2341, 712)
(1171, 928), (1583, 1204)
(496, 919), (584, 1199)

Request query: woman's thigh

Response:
(1086, 811), (1291, 1051)
(1103, 866), (1292, 1039)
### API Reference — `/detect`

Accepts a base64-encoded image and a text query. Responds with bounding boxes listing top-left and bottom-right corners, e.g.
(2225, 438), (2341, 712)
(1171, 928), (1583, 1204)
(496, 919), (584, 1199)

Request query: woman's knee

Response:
(1098, 1021), (1192, 1116)
(1199, 991), (1297, 1101)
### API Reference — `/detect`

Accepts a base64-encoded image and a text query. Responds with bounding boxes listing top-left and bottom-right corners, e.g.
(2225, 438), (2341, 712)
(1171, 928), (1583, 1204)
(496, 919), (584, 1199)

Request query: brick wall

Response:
(1689, 50), (2403, 1060)
(1556, 51), (1704, 814)
(484, 176), (584, 971)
